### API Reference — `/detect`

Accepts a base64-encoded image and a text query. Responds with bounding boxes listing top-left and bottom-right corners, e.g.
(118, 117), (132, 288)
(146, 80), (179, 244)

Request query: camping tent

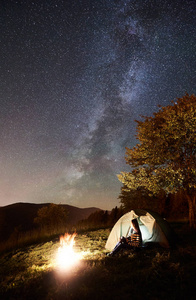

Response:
(105, 209), (173, 250)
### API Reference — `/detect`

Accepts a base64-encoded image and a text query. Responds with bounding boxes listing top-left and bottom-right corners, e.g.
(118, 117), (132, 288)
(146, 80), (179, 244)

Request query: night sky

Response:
(1, 0), (196, 210)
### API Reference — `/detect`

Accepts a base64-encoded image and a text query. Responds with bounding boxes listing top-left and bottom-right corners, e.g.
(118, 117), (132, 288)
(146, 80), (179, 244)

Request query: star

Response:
(0, 0), (195, 209)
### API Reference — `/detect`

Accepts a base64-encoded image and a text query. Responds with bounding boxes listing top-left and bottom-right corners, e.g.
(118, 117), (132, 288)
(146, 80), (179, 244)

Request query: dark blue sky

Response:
(0, 0), (196, 209)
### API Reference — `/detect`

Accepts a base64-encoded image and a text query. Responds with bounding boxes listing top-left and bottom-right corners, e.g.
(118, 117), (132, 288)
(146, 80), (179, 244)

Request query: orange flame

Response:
(56, 233), (80, 271)
(60, 232), (77, 248)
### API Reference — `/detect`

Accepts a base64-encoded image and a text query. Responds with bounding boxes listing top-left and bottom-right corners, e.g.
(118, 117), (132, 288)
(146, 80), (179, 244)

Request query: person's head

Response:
(131, 218), (140, 233)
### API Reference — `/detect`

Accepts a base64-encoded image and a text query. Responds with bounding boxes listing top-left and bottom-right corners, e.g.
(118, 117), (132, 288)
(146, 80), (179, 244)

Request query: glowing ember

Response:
(56, 233), (80, 271)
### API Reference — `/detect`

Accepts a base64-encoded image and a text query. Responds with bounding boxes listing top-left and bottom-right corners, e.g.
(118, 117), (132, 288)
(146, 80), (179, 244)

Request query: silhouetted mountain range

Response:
(0, 202), (101, 242)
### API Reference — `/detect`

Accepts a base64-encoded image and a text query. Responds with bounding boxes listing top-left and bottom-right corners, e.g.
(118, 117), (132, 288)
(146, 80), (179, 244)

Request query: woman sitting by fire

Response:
(107, 218), (142, 256)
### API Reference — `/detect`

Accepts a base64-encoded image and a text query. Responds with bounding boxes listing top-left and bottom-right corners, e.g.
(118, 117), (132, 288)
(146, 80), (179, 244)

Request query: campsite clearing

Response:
(0, 224), (195, 300)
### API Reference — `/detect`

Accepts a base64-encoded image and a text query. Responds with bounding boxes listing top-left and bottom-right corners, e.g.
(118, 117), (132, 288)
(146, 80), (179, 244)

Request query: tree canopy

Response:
(118, 94), (196, 228)
(118, 185), (165, 214)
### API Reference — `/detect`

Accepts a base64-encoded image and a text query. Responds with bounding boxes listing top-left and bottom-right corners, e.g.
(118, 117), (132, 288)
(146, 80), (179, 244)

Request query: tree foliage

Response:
(118, 185), (166, 214)
(118, 94), (196, 228)
(34, 203), (68, 232)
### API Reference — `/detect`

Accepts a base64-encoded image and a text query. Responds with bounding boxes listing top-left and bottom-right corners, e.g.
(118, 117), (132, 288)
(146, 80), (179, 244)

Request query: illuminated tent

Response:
(105, 209), (173, 251)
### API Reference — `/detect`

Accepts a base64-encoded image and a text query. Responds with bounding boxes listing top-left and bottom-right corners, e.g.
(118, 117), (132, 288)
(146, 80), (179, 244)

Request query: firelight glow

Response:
(56, 233), (81, 271)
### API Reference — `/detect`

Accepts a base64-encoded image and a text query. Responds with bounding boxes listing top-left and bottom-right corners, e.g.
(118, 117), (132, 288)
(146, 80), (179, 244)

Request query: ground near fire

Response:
(0, 222), (195, 300)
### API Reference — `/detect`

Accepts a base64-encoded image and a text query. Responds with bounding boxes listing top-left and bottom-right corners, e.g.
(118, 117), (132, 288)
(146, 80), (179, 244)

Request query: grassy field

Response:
(0, 223), (195, 300)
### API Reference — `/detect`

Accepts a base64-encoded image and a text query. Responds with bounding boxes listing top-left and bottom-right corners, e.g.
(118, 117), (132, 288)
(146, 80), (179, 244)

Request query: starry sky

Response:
(1, 0), (196, 210)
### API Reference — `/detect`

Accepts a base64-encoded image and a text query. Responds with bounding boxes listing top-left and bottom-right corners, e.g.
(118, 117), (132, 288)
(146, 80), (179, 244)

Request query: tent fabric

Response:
(105, 209), (172, 251)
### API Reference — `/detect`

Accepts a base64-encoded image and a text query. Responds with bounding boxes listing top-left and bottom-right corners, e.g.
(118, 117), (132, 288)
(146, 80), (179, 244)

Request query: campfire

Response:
(56, 232), (81, 271)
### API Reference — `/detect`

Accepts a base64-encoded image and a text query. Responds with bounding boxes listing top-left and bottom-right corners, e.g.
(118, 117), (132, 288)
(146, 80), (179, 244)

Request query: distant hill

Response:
(0, 202), (101, 242)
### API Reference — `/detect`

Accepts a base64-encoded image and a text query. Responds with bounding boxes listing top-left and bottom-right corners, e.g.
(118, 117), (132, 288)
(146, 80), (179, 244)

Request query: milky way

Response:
(1, 0), (196, 209)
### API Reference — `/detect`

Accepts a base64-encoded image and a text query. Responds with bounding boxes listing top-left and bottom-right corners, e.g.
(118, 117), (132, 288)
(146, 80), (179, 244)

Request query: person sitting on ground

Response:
(107, 218), (142, 256)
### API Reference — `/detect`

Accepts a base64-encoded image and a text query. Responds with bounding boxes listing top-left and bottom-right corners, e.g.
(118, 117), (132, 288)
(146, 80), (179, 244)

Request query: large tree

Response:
(118, 94), (196, 229)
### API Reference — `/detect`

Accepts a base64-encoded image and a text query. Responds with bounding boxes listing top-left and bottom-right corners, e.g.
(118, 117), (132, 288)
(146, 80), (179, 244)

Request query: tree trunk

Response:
(186, 194), (196, 229)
